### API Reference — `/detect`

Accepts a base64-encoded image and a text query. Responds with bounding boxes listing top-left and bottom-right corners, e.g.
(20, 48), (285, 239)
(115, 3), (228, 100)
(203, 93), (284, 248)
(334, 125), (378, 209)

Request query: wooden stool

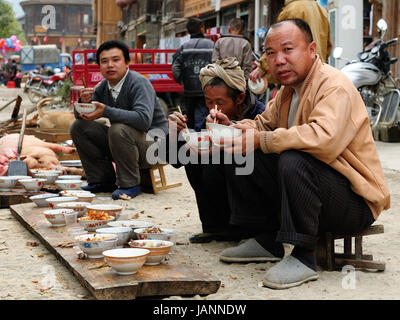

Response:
(316, 224), (385, 271)
(140, 163), (182, 194)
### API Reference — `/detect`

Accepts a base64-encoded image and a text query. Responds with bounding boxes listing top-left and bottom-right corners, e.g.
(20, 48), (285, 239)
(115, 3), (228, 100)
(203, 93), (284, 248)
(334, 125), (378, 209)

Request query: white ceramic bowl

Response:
(43, 208), (74, 227)
(206, 123), (242, 147)
(128, 239), (173, 265)
(74, 233), (118, 258)
(32, 169), (63, 175)
(107, 220), (153, 230)
(0, 176), (19, 191)
(75, 193), (95, 203)
(102, 248), (150, 275)
(57, 175), (82, 180)
(182, 130), (210, 150)
(87, 204), (123, 220)
(46, 196), (78, 209)
(55, 179), (83, 190)
(11, 176), (32, 187)
(134, 227), (175, 242)
(18, 178), (46, 192)
(96, 227), (132, 248)
(75, 102), (96, 114)
(34, 172), (59, 184)
(54, 201), (91, 218)
(78, 215), (115, 232)
(248, 77), (268, 94)
(29, 193), (59, 207)
(59, 190), (91, 197)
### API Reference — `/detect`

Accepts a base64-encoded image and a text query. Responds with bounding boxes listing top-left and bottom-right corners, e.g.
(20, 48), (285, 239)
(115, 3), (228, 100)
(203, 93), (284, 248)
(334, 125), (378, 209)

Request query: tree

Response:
(0, 0), (26, 43)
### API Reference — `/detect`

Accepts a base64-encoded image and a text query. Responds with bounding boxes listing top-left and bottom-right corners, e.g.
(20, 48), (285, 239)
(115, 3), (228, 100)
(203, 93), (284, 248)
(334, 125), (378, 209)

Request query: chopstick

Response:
(81, 76), (86, 88)
(214, 105), (219, 124)
(177, 106), (189, 132)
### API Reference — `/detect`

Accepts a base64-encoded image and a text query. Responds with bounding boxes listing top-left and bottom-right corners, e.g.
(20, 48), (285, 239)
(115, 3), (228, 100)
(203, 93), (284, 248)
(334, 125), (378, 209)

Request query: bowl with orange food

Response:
(78, 210), (115, 232)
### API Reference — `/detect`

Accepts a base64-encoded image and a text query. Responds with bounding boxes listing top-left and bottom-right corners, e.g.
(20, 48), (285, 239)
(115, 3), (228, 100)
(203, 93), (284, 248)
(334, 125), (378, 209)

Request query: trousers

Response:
(70, 119), (154, 188)
(223, 150), (375, 250)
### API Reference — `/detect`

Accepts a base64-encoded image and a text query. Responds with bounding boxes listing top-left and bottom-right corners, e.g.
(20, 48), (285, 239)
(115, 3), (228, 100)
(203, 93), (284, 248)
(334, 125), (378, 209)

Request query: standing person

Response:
(249, 0), (332, 83)
(212, 18), (253, 79)
(70, 40), (168, 200)
(207, 19), (389, 289)
(172, 18), (214, 130)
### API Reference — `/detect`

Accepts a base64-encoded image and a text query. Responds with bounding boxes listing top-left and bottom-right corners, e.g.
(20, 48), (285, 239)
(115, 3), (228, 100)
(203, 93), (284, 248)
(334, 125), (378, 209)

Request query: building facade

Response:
(20, 0), (96, 53)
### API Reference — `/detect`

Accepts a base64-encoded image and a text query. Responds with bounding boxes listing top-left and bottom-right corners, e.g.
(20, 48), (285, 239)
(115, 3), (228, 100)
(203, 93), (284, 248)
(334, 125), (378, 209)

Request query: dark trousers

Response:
(70, 119), (153, 188)
(224, 150), (375, 250)
(185, 163), (231, 233)
(184, 96), (208, 130)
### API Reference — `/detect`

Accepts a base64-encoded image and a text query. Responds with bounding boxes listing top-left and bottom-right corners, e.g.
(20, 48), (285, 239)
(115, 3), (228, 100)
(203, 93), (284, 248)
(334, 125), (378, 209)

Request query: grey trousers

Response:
(70, 119), (154, 188)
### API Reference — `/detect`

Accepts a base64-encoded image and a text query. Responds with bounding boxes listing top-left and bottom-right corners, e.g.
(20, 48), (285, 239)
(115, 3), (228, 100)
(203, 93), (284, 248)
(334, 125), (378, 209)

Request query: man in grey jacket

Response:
(70, 40), (168, 200)
(212, 18), (253, 79)
(172, 18), (214, 130)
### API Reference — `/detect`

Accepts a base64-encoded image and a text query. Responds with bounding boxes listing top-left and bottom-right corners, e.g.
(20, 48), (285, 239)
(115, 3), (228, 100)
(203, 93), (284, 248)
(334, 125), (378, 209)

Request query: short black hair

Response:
(204, 77), (242, 103)
(96, 40), (130, 65)
(271, 19), (313, 43)
(229, 18), (245, 33)
(186, 18), (204, 35)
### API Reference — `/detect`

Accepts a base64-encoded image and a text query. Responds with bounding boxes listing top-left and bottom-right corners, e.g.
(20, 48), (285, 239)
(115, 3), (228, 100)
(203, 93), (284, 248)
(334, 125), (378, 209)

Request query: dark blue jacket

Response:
(195, 90), (266, 131)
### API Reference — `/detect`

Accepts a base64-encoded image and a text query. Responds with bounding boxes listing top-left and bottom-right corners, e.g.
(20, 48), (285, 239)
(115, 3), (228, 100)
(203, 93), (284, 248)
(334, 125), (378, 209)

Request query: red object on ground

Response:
(6, 81), (15, 88)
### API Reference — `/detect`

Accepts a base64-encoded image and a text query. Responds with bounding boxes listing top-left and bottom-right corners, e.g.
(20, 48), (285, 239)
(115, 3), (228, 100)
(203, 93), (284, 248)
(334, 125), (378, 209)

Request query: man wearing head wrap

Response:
(166, 58), (265, 243)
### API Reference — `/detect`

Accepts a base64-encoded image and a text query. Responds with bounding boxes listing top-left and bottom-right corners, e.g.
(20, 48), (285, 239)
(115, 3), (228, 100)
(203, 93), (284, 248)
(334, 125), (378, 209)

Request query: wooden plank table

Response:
(10, 202), (221, 300)
(0, 189), (39, 208)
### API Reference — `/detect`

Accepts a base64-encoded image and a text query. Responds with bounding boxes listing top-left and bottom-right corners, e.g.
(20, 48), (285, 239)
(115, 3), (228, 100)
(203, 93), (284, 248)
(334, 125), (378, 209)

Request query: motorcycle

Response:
(24, 67), (72, 104)
(333, 19), (400, 140)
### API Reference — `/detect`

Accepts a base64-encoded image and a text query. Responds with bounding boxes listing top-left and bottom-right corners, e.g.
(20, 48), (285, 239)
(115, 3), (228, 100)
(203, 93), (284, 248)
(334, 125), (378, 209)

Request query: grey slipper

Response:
(219, 238), (282, 263)
(262, 255), (319, 289)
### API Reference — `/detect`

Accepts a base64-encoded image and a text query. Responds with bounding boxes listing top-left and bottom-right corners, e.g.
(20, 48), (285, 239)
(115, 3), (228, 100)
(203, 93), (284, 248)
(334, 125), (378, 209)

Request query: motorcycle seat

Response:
(32, 74), (53, 80)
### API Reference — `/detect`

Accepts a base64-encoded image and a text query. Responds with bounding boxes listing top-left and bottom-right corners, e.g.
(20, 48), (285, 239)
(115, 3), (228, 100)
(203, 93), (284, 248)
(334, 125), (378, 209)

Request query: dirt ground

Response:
(0, 88), (399, 300)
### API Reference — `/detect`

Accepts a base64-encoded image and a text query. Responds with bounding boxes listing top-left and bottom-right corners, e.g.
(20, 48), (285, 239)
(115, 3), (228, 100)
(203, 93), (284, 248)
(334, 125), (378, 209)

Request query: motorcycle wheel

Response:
(27, 81), (45, 104)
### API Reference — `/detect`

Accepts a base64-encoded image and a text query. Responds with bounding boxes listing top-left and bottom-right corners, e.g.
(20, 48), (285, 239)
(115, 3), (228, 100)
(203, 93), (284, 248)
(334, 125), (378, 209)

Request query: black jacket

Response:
(172, 34), (214, 97)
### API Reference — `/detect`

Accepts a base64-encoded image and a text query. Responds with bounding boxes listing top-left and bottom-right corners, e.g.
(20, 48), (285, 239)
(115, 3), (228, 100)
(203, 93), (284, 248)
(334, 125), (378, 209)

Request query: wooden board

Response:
(10, 202), (221, 300)
(0, 189), (40, 208)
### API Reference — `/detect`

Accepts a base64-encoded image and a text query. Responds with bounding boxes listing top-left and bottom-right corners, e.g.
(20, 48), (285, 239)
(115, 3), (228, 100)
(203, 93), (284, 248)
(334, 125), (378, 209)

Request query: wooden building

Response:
(20, 0), (96, 53)
(92, 0), (122, 46)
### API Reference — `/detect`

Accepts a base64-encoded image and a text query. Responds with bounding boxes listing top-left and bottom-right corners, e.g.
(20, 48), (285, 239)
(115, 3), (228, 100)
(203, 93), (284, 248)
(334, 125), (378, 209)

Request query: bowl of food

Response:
(128, 239), (173, 265)
(206, 123), (242, 148)
(32, 169), (63, 175)
(134, 226), (175, 242)
(57, 175), (82, 180)
(102, 248), (150, 275)
(97, 227), (132, 248)
(29, 193), (59, 207)
(75, 192), (95, 203)
(43, 208), (74, 227)
(86, 204), (123, 221)
(0, 176), (19, 191)
(33, 172), (59, 185)
(55, 179), (84, 190)
(18, 178), (47, 192)
(78, 210), (115, 232)
(46, 196), (78, 208)
(107, 220), (153, 230)
(59, 190), (91, 197)
(74, 233), (118, 258)
(74, 102), (96, 114)
(181, 130), (210, 150)
(54, 201), (91, 218)
(12, 176), (32, 187)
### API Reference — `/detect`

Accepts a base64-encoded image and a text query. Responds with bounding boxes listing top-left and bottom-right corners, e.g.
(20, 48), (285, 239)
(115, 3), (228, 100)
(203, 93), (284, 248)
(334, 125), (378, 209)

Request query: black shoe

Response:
(189, 232), (245, 244)
(81, 183), (117, 193)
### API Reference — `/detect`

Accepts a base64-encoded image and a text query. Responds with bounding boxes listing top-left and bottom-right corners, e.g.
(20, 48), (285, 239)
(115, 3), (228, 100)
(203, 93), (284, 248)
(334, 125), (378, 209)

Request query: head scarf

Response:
(199, 57), (246, 93)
